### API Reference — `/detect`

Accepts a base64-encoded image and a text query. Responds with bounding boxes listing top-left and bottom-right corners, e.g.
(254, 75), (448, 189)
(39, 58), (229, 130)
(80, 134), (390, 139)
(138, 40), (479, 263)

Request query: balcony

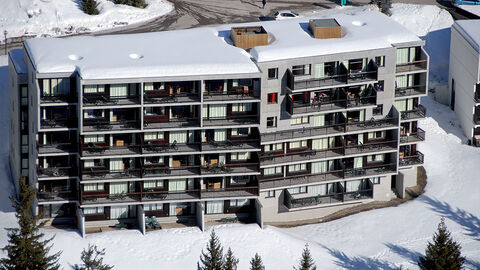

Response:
(396, 60), (428, 73)
(399, 151), (424, 167)
(395, 85), (427, 97)
(284, 188), (373, 209)
(201, 163), (259, 176)
(40, 118), (77, 129)
(38, 190), (77, 202)
(144, 91), (200, 104)
(81, 167), (142, 181)
(83, 93), (140, 106)
(83, 119), (139, 132)
(260, 140), (397, 166)
(200, 186), (258, 199)
(286, 91), (376, 115)
(37, 166), (74, 179)
(143, 116), (200, 129)
(40, 93), (76, 104)
(82, 189), (202, 205)
(203, 88), (259, 102)
(38, 143), (76, 155)
(142, 189), (200, 202)
(201, 139), (260, 152)
(142, 141), (201, 154)
(261, 117), (399, 142)
(81, 143), (141, 157)
(400, 128), (425, 144)
(142, 165), (200, 178)
(343, 163), (397, 179)
(400, 105), (426, 121)
(203, 115), (258, 127)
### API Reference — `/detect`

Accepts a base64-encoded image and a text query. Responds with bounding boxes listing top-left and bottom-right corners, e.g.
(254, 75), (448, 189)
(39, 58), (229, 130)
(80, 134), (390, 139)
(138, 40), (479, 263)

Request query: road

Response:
(0, 0), (470, 55)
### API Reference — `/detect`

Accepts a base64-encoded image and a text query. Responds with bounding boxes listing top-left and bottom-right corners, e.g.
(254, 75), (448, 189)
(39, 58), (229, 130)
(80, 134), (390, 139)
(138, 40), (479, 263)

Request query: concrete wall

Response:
(255, 198), (263, 228)
(449, 27), (480, 139)
(76, 207), (85, 238)
(137, 205), (145, 235)
(8, 56), (21, 195)
(196, 201), (205, 231)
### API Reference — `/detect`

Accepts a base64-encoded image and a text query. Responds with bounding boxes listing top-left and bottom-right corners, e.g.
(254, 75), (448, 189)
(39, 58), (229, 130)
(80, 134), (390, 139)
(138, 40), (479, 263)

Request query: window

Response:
(288, 163), (307, 173)
(264, 143), (283, 152)
(206, 200), (224, 214)
(288, 186), (307, 194)
(367, 154), (385, 162)
(264, 166), (283, 176)
(374, 80), (384, 92)
(372, 177), (381, 184)
(267, 117), (277, 128)
(290, 116), (309, 125)
(232, 103), (252, 112)
(231, 152), (250, 161)
(268, 68), (278, 79)
(231, 128), (249, 136)
(373, 104), (383, 116)
(42, 78), (71, 96)
(144, 203), (163, 211)
(84, 207), (104, 215)
(292, 64), (311, 76)
(375, 56), (385, 67)
(144, 132), (164, 141)
(83, 84), (104, 94)
(267, 93), (278, 104)
(289, 140), (307, 149)
(144, 180), (164, 189)
(84, 135), (105, 143)
(265, 190), (275, 198)
(231, 176), (250, 185)
(83, 183), (104, 192)
(230, 199), (249, 207)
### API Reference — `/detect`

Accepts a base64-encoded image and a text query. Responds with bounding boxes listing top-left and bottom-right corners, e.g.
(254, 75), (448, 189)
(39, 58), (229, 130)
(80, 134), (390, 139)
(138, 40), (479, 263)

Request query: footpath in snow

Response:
(0, 3), (479, 270)
(0, 0), (173, 42)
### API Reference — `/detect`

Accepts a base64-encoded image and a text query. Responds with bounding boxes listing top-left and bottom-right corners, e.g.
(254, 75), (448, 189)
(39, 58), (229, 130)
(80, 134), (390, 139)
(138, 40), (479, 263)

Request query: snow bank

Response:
(0, 0), (173, 42)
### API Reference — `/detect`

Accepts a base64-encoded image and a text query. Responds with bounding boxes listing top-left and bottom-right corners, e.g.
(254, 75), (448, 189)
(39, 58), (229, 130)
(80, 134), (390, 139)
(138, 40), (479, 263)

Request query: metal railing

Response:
(399, 151), (424, 167)
(83, 95), (140, 105)
(395, 85), (427, 97)
(203, 115), (258, 126)
(284, 188), (373, 209)
(81, 143), (141, 155)
(37, 167), (74, 178)
(396, 60), (428, 73)
(41, 118), (77, 129)
(38, 191), (77, 201)
(286, 94), (377, 115)
(83, 119), (139, 131)
(38, 143), (75, 154)
(40, 94), (76, 103)
(203, 88), (259, 101)
(400, 128), (425, 144)
(401, 105), (426, 120)
(144, 91), (200, 103)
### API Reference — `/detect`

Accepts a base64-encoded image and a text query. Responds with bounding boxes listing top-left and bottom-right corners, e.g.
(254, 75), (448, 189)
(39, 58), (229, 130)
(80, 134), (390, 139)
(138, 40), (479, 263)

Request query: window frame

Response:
(268, 68), (278, 79)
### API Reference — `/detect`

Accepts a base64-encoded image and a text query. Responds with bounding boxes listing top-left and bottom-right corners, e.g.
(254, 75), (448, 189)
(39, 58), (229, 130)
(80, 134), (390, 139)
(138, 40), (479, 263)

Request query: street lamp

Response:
(3, 30), (7, 55)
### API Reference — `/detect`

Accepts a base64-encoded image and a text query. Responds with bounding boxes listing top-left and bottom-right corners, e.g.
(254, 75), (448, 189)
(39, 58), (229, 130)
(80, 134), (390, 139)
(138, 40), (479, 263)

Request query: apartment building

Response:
(9, 10), (428, 235)
(448, 20), (480, 145)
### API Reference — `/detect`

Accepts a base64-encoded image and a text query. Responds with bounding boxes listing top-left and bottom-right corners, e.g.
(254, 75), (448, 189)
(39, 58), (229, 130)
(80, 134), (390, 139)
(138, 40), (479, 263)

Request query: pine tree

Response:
(294, 244), (316, 270)
(81, 0), (99, 15)
(223, 248), (239, 270)
(198, 230), (224, 270)
(418, 218), (465, 270)
(249, 253), (265, 270)
(0, 178), (61, 270)
(73, 244), (114, 270)
(114, 0), (146, 8)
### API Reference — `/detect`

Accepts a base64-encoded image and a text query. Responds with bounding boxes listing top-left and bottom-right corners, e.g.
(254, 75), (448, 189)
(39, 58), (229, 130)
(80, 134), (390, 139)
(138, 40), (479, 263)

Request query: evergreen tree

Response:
(73, 244), (114, 270)
(249, 253), (265, 270)
(0, 178), (61, 270)
(198, 230), (224, 270)
(294, 244), (316, 270)
(223, 248), (239, 270)
(81, 0), (99, 15)
(370, 0), (392, 16)
(114, 0), (146, 8)
(418, 218), (465, 270)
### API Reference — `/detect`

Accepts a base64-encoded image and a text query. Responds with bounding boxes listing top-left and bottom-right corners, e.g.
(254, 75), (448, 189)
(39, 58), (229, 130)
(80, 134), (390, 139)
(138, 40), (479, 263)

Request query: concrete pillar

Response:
(255, 198), (264, 229)
(137, 205), (145, 235)
(76, 207), (85, 238)
(196, 201), (205, 232)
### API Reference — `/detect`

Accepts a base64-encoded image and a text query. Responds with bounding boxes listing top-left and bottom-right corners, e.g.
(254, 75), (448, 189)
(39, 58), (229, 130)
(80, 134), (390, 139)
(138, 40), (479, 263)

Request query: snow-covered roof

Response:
(456, 5), (480, 18)
(9, 49), (27, 74)
(246, 10), (422, 62)
(453, 20), (480, 53)
(24, 28), (261, 80)
(24, 10), (422, 79)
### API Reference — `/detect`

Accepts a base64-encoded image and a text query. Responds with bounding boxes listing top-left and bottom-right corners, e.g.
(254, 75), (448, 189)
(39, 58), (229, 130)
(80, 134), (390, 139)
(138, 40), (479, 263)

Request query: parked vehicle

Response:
(274, 10), (299, 20)
(452, 0), (480, 5)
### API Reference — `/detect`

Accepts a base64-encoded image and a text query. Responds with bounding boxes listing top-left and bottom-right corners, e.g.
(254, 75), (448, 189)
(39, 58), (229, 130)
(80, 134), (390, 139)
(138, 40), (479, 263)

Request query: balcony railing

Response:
(144, 91), (200, 104)
(400, 128), (425, 144)
(396, 60), (428, 73)
(343, 163), (397, 179)
(284, 188), (373, 209)
(201, 139), (260, 152)
(143, 117), (199, 129)
(399, 151), (424, 167)
(203, 115), (258, 126)
(286, 93), (376, 115)
(40, 94), (76, 103)
(262, 117), (399, 142)
(37, 167), (74, 178)
(200, 186), (258, 199)
(38, 143), (75, 155)
(401, 105), (426, 120)
(143, 142), (201, 153)
(261, 140), (398, 166)
(81, 168), (142, 180)
(41, 118), (77, 129)
(201, 163), (259, 175)
(38, 191), (77, 202)
(81, 143), (141, 156)
(142, 165), (200, 178)
(203, 88), (259, 102)
(83, 119), (139, 131)
(395, 85), (427, 97)
(83, 94), (140, 106)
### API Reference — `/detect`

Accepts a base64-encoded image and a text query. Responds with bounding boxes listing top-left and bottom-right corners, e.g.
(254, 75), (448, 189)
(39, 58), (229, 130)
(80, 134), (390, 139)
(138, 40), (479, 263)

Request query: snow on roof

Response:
(9, 49), (27, 74)
(456, 4), (480, 18)
(24, 28), (260, 80)
(453, 20), (480, 53)
(24, 10), (421, 79)
(246, 10), (422, 62)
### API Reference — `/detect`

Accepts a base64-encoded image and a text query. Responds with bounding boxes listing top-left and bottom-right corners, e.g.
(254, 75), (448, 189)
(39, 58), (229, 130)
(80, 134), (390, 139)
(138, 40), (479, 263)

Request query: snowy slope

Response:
(1, 4), (479, 270)
(0, 0), (173, 42)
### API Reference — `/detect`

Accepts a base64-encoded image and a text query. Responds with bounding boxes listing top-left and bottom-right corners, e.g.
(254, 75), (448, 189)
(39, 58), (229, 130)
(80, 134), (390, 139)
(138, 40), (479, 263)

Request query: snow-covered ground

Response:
(0, 0), (173, 42)
(1, 3), (479, 270)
